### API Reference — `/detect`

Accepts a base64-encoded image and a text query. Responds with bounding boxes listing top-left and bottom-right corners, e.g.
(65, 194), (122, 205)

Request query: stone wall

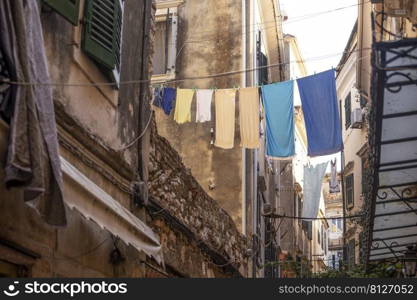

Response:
(154, 0), (244, 231)
(148, 124), (248, 277)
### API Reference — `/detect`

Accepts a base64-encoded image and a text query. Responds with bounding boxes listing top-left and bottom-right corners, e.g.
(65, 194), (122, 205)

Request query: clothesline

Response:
(170, 1), (371, 41)
(154, 69), (344, 159)
(0, 48), (372, 87)
(264, 214), (364, 221)
(116, 52), (371, 157)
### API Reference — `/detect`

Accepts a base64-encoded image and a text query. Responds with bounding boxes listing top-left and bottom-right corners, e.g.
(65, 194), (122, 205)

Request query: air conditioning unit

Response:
(351, 86), (361, 103)
(351, 108), (363, 129)
(384, 0), (417, 24)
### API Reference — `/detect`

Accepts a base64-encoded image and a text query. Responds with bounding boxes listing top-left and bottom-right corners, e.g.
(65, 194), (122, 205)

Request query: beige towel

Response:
(239, 87), (260, 149)
(215, 89), (236, 149)
(174, 89), (194, 124)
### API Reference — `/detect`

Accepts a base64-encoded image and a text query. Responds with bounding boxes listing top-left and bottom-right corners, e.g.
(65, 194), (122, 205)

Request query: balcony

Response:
(363, 37), (417, 264)
(329, 238), (344, 250)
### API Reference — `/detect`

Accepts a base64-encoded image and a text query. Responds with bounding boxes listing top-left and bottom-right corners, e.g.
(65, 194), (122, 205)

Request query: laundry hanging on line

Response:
(174, 88), (194, 124)
(215, 89), (236, 149)
(302, 162), (329, 219)
(239, 87), (260, 149)
(262, 80), (295, 159)
(151, 69), (344, 158)
(329, 158), (340, 193)
(297, 69), (343, 157)
(153, 87), (176, 116)
(196, 89), (213, 123)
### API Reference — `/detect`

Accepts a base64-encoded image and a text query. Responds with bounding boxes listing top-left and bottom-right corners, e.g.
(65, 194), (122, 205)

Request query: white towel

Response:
(196, 89), (213, 122)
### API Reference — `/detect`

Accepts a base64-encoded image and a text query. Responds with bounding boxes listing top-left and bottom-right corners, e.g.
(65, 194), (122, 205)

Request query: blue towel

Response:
(153, 87), (176, 115)
(297, 70), (343, 157)
(262, 80), (295, 158)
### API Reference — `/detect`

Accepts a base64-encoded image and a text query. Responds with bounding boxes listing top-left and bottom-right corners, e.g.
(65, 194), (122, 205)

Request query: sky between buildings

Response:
(281, 0), (358, 74)
(280, 0), (358, 171)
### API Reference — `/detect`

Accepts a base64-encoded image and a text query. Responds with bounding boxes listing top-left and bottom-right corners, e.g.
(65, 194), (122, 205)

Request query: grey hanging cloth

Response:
(329, 158), (340, 193)
(0, 0), (66, 226)
(302, 162), (328, 219)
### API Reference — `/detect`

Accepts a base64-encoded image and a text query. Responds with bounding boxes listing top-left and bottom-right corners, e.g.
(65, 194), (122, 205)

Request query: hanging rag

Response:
(239, 87), (260, 149)
(261, 80), (295, 159)
(297, 70), (343, 157)
(0, 0), (66, 226)
(215, 89), (236, 149)
(329, 158), (340, 193)
(174, 88), (194, 124)
(156, 87), (176, 115)
(196, 89), (213, 123)
(152, 87), (163, 108)
(302, 162), (329, 219)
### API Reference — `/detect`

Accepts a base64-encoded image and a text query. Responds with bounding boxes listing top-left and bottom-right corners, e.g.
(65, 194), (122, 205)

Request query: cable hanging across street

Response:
(0, 48), (372, 87)
(263, 214), (366, 221)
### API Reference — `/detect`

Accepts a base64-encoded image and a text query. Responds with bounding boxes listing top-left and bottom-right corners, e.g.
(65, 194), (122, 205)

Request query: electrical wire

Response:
(44, 237), (110, 262)
(174, 1), (370, 40)
(1, 47), (372, 88)
(117, 110), (154, 152)
(264, 214), (365, 220)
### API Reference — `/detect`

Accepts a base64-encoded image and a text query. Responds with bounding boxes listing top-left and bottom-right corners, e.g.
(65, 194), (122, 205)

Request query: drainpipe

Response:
(339, 99), (347, 262)
(241, 0), (247, 237)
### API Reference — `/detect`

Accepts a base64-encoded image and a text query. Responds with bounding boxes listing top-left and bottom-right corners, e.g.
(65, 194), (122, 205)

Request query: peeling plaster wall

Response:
(41, 0), (149, 168)
(149, 125), (248, 277)
(0, 1), (153, 278)
(154, 0), (244, 231)
(0, 1), (248, 279)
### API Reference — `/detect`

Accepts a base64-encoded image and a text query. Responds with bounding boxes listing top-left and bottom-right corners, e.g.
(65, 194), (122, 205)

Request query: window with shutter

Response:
(348, 239), (355, 267)
(361, 158), (366, 194)
(317, 229), (321, 246)
(302, 221), (313, 240)
(344, 92), (352, 129)
(43, 0), (80, 26)
(82, 0), (123, 85)
(345, 174), (354, 208)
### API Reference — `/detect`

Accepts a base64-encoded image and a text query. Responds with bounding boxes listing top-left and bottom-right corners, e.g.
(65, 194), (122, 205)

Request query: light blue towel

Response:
(302, 162), (329, 219)
(297, 69), (343, 157)
(262, 81), (295, 158)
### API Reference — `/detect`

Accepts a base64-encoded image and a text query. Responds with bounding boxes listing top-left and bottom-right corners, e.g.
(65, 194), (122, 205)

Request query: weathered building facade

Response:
(336, 21), (367, 266)
(335, 0), (417, 270)
(323, 173), (343, 270)
(151, 0), (288, 278)
(0, 0), (247, 278)
(359, 0), (417, 269)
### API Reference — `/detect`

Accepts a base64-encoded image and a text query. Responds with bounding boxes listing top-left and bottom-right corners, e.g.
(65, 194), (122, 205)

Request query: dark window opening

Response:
(345, 92), (352, 129)
(345, 174), (354, 209)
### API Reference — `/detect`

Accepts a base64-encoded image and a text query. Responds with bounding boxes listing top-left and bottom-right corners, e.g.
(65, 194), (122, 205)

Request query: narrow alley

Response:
(0, 0), (416, 282)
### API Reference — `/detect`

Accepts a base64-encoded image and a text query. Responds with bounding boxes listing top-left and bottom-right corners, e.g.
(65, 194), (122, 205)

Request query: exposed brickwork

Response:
(148, 125), (248, 276)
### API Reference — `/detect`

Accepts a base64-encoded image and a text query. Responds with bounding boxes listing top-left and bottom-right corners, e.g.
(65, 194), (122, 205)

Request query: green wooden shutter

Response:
(344, 93), (352, 129)
(345, 174), (354, 208)
(82, 0), (122, 78)
(43, 0), (80, 26)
